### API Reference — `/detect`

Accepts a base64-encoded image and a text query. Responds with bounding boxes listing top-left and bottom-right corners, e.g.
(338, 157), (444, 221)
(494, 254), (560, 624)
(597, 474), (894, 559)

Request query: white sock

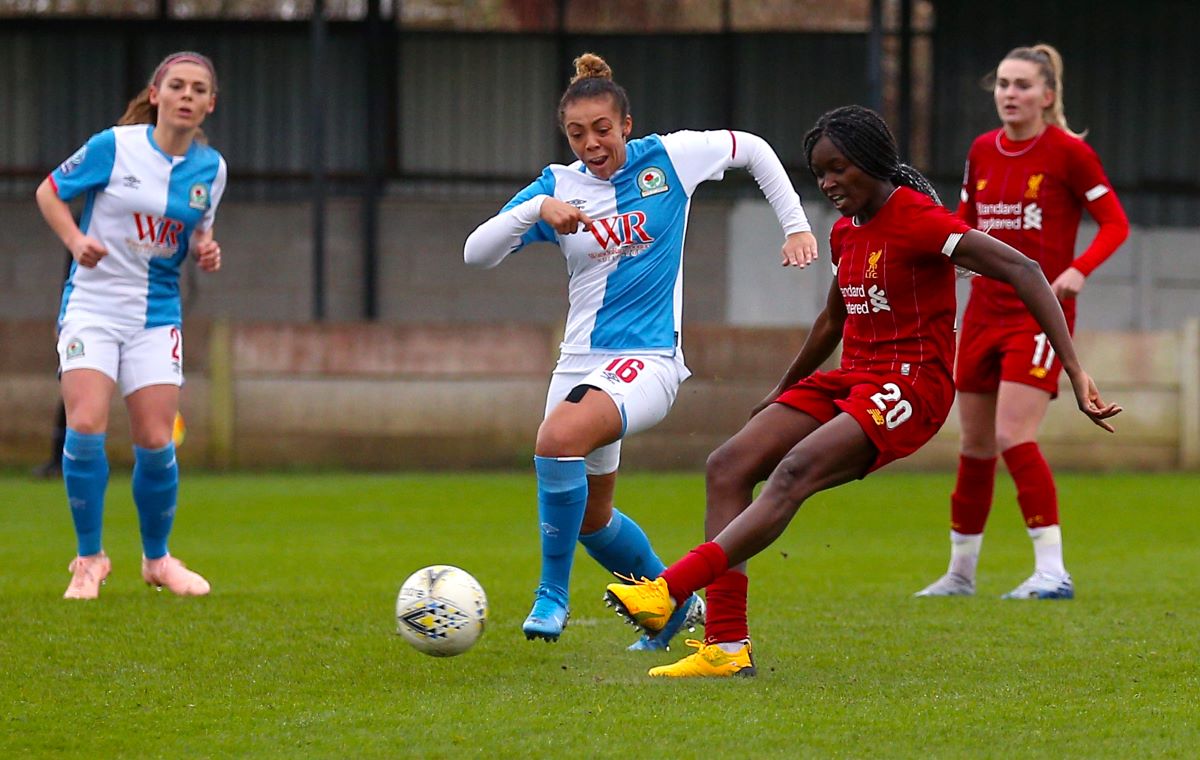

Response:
(1029, 524), (1066, 577)
(716, 639), (749, 654)
(948, 530), (983, 581)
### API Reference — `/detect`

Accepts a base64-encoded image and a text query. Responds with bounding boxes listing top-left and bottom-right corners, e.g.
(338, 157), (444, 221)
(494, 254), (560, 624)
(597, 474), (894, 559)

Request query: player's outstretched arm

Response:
(728, 131), (817, 267)
(951, 229), (1122, 431)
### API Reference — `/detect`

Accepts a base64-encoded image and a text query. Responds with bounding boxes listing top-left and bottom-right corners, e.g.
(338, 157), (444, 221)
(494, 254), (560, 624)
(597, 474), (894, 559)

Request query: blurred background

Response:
(1, 0), (1197, 472)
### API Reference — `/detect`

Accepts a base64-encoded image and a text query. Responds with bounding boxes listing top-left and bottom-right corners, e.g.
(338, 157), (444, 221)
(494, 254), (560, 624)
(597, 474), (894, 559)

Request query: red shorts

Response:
(774, 367), (955, 473)
(955, 313), (1073, 398)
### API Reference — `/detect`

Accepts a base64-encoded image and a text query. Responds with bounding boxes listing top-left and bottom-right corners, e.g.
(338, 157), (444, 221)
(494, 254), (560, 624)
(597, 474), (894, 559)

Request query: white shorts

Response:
(57, 322), (184, 396)
(545, 352), (691, 475)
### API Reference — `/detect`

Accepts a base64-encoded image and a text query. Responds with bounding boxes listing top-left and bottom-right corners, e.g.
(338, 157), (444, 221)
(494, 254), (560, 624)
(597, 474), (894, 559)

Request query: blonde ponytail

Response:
(1001, 43), (1086, 139)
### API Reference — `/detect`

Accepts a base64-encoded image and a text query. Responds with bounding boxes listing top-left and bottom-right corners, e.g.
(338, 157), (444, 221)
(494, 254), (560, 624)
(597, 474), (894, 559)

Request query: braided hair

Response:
(557, 53), (631, 129)
(802, 105), (940, 205)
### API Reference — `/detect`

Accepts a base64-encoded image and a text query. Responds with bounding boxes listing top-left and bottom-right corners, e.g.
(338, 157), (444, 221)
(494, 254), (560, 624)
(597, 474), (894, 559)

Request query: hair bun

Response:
(571, 53), (612, 85)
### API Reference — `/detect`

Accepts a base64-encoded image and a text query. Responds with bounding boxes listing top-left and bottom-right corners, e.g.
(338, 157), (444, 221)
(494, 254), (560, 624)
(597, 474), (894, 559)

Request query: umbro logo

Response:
(566, 198), (587, 208)
(123, 174), (141, 189)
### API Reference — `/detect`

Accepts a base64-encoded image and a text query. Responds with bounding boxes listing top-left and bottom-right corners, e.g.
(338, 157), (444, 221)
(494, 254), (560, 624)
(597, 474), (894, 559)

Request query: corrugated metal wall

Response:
(931, 0), (1199, 226)
(0, 20), (870, 190)
(397, 32), (872, 178)
(0, 20), (370, 186)
(3, 6), (1195, 225)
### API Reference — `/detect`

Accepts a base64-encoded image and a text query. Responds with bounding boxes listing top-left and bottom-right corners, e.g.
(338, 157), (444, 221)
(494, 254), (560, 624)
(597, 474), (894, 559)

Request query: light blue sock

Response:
(534, 455), (588, 604)
(579, 508), (667, 581)
(62, 429), (108, 556)
(132, 443), (178, 560)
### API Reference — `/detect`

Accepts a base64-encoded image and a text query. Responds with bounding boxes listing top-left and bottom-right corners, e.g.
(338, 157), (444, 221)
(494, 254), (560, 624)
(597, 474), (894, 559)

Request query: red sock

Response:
(704, 570), (749, 644)
(950, 454), (997, 535)
(660, 541), (728, 606)
(1003, 442), (1058, 528)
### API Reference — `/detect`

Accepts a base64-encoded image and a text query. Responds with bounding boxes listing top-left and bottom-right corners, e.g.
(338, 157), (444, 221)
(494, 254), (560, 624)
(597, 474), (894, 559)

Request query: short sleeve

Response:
(500, 165), (557, 248)
(908, 196), (972, 257)
(50, 129), (117, 201)
(660, 130), (737, 197)
(197, 156), (228, 232)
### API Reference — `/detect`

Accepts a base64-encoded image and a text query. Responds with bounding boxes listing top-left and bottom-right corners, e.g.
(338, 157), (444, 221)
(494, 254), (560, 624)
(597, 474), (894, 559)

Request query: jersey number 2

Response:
(870, 382), (913, 429)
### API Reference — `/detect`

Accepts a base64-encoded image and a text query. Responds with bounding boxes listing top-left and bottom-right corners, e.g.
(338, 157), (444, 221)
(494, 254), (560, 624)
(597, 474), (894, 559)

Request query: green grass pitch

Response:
(1, 470), (1197, 758)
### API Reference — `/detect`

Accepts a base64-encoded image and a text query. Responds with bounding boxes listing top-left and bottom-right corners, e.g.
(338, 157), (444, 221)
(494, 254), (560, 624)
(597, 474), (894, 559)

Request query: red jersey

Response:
(830, 187), (971, 381)
(957, 124), (1119, 324)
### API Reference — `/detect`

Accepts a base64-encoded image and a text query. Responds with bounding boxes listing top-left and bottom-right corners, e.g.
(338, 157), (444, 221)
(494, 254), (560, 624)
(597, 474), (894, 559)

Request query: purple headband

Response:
(151, 54), (215, 88)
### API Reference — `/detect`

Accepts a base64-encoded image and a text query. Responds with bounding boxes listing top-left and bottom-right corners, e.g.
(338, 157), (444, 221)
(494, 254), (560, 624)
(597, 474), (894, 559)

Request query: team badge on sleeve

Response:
(189, 183), (210, 210)
(59, 146), (87, 175)
(65, 339), (85, 359)
(637, 167), (669, 197)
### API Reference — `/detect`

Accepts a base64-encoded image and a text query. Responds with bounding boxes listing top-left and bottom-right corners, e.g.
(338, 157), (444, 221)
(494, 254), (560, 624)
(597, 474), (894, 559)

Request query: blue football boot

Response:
(522, 585), (570, 642)
(626, 593), (705, 651)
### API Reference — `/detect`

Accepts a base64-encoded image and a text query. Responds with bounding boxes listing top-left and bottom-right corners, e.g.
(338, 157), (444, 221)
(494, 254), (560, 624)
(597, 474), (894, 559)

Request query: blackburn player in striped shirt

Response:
(36, 51), (227, 599)
(604, 106), (1121, 677)
(915, 44), (1130, 601)
(465, 53), (819, 648)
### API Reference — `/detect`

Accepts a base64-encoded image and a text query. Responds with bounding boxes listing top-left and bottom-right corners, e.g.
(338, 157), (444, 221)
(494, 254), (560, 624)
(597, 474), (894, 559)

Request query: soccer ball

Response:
(395, 565), (488, 657)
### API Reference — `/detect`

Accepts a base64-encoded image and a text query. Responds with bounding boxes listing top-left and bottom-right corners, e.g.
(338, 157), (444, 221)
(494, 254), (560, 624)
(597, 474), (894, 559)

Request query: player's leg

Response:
(622, 414), (875, 678)
(699, 404), (824, 652)
(122, 326), (208, 596)
(917, 314), (1001, 597)
(995, 380), (1072, 599)
(58, 324), (122, 600)
(574, 356), (703, 649)
(523, 381), (622, 641)
(60, 367), (116, 599)
(915, 391), (997, 597)
(578, 453), (664, 586)
(605, 411), (871, 631)
(578, 469), (700, 650)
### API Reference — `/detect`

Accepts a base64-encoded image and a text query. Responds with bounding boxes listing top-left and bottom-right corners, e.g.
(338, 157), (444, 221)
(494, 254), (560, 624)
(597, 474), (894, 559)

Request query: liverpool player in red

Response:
(915, 44), (1130, 601)
(602, 105), (1120, 677)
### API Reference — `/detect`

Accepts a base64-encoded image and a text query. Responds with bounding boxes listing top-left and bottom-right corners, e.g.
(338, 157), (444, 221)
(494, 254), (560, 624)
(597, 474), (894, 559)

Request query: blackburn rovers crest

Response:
(637, 167), (668, 197)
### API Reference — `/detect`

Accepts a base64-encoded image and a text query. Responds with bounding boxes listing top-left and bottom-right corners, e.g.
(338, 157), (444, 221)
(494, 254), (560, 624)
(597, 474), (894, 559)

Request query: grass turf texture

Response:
(1, 471), (1197, 758)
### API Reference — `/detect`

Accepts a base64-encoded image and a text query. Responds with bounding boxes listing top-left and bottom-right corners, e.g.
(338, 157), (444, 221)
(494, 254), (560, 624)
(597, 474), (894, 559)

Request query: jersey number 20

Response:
(870, 382), (913, 429)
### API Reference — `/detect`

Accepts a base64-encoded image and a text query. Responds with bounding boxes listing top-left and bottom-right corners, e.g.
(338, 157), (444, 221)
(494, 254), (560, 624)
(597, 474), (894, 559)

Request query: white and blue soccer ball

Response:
(395, 565), (488, 657)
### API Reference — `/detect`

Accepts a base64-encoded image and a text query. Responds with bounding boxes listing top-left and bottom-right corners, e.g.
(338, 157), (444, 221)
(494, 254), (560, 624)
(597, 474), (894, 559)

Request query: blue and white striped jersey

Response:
(50, 124), (228, 330)
(470, 130), (808, 356)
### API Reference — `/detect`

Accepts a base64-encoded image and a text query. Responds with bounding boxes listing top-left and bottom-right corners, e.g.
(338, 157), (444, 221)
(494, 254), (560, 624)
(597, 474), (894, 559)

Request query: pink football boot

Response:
(64, 552), (112, 600)
(142, 554), (211, 596)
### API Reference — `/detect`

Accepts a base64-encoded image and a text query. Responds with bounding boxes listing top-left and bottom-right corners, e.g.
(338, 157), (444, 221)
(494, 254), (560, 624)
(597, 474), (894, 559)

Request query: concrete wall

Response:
(4, 196), (1197, 331)
(0, 195), (729, 327)
(2, 319), (1197, 473)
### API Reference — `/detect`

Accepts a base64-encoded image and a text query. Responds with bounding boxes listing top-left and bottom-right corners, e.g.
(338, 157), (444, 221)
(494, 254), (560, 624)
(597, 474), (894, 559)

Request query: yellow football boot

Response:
(604, 575), (675, 634)
(648, 639), (756, 678)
